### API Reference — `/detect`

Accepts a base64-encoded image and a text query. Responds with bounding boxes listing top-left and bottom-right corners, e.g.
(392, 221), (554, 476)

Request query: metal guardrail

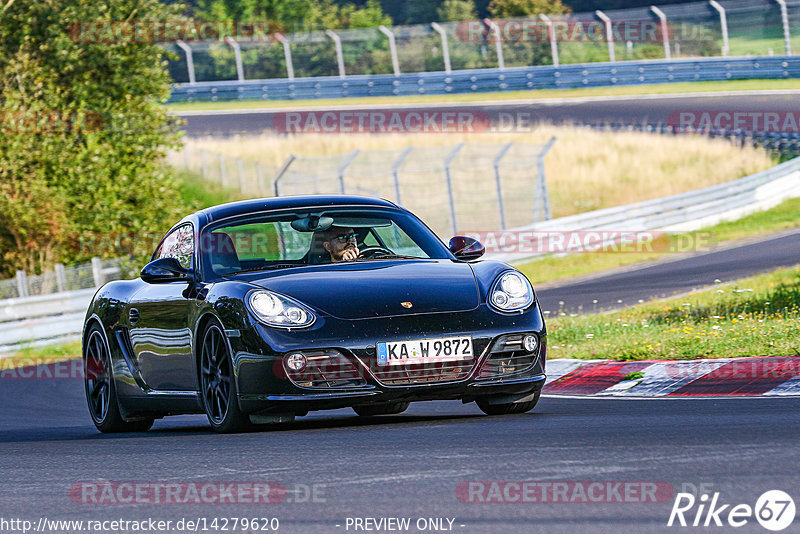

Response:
(169, 55), (800, 103)
(487, 155), (800, 263)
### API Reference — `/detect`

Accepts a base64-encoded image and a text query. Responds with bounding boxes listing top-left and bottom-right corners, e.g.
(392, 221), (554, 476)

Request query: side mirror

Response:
(141, 257), (193, 284)
(449, 236), (485, 261)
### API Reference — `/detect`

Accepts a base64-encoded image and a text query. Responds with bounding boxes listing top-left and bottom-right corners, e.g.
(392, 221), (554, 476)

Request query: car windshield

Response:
(200, 208), (449, 279)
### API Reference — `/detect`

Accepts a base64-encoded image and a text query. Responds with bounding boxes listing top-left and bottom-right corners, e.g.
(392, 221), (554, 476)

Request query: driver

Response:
(318, 226), (360, 263)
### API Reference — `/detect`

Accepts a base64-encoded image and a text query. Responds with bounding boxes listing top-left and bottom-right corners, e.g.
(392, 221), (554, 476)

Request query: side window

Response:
(155, 225), (194, 269)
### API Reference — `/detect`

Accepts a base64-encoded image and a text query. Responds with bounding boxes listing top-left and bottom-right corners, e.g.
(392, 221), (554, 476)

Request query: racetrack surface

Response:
(178, 92), (800, 136)
(1, 370), (799, 533)
(536, 228), (800, 315)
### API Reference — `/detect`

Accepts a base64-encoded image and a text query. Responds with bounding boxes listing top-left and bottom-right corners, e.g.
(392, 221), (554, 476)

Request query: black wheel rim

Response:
(85, 331), (111, 423)
(201, 326), (231, 425)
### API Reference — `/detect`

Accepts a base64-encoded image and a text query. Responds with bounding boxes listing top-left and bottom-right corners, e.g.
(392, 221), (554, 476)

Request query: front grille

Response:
(285, 349), (368, 389)
(355, 354), (476, 386)
(478, 334), (539, 379)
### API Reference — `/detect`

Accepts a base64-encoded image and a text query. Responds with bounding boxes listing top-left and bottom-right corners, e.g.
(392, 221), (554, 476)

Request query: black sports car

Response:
(83, 195), (547, 433)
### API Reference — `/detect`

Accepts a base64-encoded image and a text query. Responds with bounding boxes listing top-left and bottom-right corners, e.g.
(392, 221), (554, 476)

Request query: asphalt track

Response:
(178, 92), (800, 136)
(3, 93), (798, 532)
(536, 228), (800, 315)
(1, 371), (799, 533)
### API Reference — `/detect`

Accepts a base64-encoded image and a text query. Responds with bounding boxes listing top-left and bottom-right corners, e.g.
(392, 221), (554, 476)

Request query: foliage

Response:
(437, 0), (479, 22)
(0, 0), (186, 277)
(488, 0), (570, 17)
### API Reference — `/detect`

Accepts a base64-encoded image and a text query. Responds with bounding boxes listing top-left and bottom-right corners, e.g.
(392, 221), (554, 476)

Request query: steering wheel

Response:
(357, 246), (394, 259)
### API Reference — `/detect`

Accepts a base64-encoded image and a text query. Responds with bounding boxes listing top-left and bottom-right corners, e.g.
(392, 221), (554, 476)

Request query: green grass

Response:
(176, 169), (243, 210)
(166, 79), (800, 112)
(548, 265), (800, 361)
(519, 196), (800, 286)
(1, 340), (81, 370)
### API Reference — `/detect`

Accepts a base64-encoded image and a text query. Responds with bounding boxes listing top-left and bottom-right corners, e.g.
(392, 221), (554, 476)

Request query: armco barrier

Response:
(169, 55), (800, 103)
(487, 155), (800, 263)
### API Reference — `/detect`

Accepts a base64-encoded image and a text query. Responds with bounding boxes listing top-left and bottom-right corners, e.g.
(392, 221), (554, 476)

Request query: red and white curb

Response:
(543, 357), (800, 397)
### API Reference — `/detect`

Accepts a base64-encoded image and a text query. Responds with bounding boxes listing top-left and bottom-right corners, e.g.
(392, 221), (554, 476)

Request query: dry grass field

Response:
(184, 126), (774, 221)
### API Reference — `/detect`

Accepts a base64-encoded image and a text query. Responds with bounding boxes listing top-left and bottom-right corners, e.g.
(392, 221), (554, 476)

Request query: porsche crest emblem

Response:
(401, 302), (413, 309)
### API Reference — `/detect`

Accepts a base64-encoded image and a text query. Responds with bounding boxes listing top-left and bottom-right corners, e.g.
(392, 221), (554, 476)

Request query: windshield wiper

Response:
(358, 254), (420, 260)
(226, 264), (302, 275)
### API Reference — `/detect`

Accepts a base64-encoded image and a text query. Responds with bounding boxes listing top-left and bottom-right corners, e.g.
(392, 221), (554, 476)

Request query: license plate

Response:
(376, 336), (473, 366)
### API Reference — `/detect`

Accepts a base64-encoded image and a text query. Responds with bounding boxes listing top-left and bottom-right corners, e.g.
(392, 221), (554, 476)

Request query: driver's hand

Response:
(342, 246), (360, 262)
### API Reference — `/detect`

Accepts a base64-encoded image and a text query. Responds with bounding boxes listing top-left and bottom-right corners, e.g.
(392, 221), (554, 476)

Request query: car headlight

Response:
(247, 290), (316, 328)
(489, 271), (534, 313)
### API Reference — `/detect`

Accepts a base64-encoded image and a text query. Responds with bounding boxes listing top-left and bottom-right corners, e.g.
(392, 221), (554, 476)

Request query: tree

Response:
(488, 0), (570, 17)
(0, 0), (186, 277)
(437, 0), (478, 22)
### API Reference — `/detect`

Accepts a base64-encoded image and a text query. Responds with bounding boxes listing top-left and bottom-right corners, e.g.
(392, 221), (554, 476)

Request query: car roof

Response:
(191, 195), (400, 225)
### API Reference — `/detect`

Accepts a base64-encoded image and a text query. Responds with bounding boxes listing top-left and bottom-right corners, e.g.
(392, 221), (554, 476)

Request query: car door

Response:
(128, 224), (197, 391)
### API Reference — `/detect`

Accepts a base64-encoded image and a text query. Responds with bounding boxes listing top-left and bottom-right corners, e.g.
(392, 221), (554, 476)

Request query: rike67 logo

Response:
(668, 490), (795, 531)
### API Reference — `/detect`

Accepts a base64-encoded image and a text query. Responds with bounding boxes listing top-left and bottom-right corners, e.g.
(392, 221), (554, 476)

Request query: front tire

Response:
(199, 321), (252, 433)
(84, 324), (153, 433)
(476, 391), (540, 416)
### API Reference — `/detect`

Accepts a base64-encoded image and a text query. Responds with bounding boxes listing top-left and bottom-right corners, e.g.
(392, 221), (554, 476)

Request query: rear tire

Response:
(84, 324), (154, 433)
(353, 402), (410, 417)
(476, 391), (540, 416)
(199, 321), (253, 433)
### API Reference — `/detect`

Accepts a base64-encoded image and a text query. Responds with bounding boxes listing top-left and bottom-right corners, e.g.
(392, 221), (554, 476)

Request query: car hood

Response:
(244, 260), (480, 320)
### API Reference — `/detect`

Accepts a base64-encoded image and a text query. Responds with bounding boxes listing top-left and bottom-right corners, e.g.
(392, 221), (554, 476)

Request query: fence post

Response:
(15, 270), (28, 298)
(326, 30), (346, 78)
(237, 158), (246, 193)
(91, 257), (105, 287)
(493, 142), (514, 229)
(431, 22), (452, 73)
(776, 0), (792, 55)
(595, 10), (616, 62)
(535, 137), (557, 223)
(709, 1), (730, 57)
(225, 36), (245, 81)
(483, 19), (505, 69)
(443, 143), (465, 235)
(256, 162), (265, 194)
(379, 25), (401, 76)
(275, 33), (295, 79)
(55, 264), (67, 293)
(175, 40), (197, 84)
(219, 153), (228, 188)
(391, 147), (414, 204)
(539, 14), (560, 67)
(650, 6), (671, 60)
(273, 154), (297, 197)
(337, 150), (361, 194)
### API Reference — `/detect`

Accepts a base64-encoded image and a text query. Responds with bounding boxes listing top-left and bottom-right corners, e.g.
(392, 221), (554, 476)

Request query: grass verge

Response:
(547, 265), (800, 361)
(1, 340), (81, 370)
(167, 79), (800, 112)
(518, 196), (800, 286)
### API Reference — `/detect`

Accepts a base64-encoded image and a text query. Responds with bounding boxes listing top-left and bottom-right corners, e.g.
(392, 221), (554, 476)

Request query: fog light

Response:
(523, 335), (538, 353)
(285, 353), (307, 372)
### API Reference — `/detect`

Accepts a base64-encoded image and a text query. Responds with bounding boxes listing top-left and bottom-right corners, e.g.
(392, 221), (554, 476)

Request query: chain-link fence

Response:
(171, 140), (555, 238)
(0, 258), (127, 300)
(166, 0), (800, 84)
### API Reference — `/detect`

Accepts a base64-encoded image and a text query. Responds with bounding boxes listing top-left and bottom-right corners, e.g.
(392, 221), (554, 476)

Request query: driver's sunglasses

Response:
(333, 232), (357, 242)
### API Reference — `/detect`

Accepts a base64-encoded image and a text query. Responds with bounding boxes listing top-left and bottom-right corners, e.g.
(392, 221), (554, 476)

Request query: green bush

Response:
(0, 0), (187, 277)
